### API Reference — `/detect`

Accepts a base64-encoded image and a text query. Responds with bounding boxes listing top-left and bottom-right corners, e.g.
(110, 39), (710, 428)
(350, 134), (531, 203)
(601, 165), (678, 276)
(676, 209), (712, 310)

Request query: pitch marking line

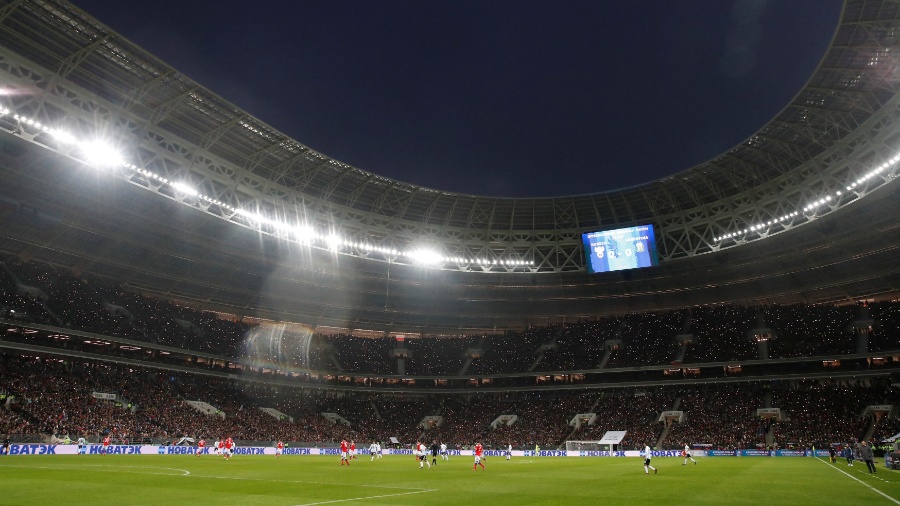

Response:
(840, 458), (898, 485)
(293, 489), (435, 505)
(817, 457), (900, 504)
(0, 462), (191, 476)
(0, 461), (437, 501)
(181, 472), (434, 491)
(81, 464), (192, 476)
(824, 457), (897, 485)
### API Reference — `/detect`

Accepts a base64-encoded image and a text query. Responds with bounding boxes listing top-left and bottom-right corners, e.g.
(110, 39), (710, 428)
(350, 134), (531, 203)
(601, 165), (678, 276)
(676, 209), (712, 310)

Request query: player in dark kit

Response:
(430, 441), (440, 466)
(2, 435), (10, 455)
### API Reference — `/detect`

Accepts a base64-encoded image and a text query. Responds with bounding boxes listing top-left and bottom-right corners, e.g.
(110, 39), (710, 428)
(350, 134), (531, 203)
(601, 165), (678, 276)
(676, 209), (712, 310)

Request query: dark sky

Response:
(74, 0), (842, 198)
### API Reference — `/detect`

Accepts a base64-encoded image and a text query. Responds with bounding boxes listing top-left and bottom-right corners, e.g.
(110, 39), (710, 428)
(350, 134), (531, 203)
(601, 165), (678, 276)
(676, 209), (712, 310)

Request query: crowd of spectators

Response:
(2, 260), (899, 379)
(1, 260), (252, 356)
(1, 352), (895, 451)
(664, 385), (764, 449)
(574, 388), (675, 448)
(2, 259), (900, 450)
(311, 302), (896, 376)
(770, 379), (889, 448)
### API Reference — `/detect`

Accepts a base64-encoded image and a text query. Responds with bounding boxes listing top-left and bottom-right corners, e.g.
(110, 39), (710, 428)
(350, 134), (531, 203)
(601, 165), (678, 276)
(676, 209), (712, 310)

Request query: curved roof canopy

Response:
(0, 0), (899, 334)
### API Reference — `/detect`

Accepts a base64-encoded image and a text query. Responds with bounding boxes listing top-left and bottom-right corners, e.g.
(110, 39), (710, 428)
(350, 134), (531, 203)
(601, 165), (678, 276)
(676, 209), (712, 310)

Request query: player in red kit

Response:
(350, 440), (358, 460)
(276, 441), (284, 458)
(224, 437), (234, 460)
(340, 439), (350, 466)
(102, 435), (111, 455)
(197, 439), (205, 456)
(473, 442), (485, 470)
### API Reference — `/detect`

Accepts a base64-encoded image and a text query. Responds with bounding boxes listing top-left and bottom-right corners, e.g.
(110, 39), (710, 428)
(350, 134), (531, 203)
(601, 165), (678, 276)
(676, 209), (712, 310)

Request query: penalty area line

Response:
(817, 457), (900, 505)
(294, 488), (435, 505)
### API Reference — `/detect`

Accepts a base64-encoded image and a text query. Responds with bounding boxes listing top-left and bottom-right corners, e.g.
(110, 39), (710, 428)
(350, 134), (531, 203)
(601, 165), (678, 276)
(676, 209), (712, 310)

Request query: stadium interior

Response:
(0, 0), (899, 453)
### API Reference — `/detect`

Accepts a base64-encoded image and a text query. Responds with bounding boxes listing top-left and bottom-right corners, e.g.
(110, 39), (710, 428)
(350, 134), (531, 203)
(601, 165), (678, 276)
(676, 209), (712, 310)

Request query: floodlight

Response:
(49, 128), (75, 144)
(293, 225), (317, 243)
(79, 140), (123, 167)
(171, 182), (198, 196)
(325, 234), (343, 250)
(235, 209), (264, 223)
(408, 248), (443, 265)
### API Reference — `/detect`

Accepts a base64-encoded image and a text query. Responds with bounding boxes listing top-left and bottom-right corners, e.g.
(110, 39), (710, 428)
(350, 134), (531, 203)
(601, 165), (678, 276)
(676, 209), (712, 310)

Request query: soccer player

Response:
(340, 439), (350, 466)
(642, 445), (657, 475)
(506, 443), (512, 461)
(473, 442), (485, 470)
(369, 441), (378, 461)
(276, 440), (284, 458)
(350, 440), (358, 460)
(440, 442), (448, 461)
(1, 435), (10, 455)
(223, 437), (234, 460)
(843, 444), (854, 466)
(682, 444), (697, 465)
(377, 441), (383, 458)
(102, 435), (111, 455)
(430, 441), (440, 466)
(415, 441), (430, 469)
(197, 438), (206, 456)
(76, 436), (86, 455)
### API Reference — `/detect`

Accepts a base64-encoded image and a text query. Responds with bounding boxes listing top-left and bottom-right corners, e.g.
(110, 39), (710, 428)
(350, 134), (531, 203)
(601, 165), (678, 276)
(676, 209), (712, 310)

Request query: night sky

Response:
(73, 0), (842, 198)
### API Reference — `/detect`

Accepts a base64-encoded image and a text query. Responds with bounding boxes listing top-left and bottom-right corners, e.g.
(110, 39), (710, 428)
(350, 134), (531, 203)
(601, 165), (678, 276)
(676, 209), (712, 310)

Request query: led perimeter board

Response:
(582, 224), (659, 274)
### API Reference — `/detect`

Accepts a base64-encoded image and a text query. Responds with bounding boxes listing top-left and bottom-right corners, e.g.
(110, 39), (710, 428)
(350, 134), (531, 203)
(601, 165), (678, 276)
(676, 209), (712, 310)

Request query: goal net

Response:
(565, 441), (605, 452)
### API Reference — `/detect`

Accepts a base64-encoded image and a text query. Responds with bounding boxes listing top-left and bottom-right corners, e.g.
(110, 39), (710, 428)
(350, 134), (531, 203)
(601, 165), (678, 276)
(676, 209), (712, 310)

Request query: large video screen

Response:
(582, 224), (659, 274)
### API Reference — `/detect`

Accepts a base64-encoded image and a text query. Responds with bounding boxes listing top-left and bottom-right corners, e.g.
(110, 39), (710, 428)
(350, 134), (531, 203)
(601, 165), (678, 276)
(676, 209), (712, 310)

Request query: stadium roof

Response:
(0, 0), (899, 334)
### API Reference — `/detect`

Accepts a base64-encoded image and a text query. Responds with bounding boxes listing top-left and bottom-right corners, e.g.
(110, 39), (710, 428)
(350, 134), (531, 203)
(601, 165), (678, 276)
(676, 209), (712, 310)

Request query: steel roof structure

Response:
(0, 0), (899, 335)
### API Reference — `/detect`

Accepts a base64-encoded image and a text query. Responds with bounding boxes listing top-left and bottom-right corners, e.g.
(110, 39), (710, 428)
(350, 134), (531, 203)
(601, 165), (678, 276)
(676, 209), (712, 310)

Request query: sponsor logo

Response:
(578, 451), (626, 457)
(776, 450), (806, 457)
(98, 445), (141, 455)
(8, 444), (57, 455)
(164, 446), (202, 455)
(233, 447), (265, 455)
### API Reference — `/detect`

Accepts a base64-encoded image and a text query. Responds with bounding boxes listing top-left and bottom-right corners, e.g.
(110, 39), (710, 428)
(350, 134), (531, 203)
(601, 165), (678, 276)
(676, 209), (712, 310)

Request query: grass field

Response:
(0, 454), (897, 505)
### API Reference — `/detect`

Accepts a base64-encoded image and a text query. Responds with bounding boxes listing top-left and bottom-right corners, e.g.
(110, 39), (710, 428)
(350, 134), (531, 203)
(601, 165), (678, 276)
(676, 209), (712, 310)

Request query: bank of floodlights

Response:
(712, 155), (896, 244)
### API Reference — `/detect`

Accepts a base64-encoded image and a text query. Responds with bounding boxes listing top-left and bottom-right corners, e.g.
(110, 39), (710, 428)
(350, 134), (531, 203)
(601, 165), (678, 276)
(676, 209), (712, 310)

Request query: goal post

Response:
(565, 430), (627, 453)
(565, 440), (605, 452)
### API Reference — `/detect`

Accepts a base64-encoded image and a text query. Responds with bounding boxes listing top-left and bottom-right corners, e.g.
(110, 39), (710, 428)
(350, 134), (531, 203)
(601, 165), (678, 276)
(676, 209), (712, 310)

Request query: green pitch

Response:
(0, 454), (897, 505)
